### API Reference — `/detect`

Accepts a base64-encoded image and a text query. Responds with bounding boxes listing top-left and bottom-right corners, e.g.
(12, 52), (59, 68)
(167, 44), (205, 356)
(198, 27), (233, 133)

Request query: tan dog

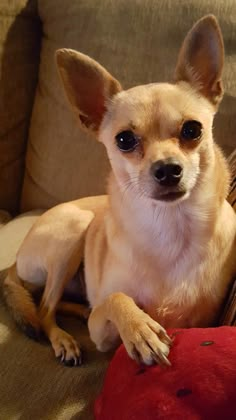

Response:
(3, 15), (236, 367)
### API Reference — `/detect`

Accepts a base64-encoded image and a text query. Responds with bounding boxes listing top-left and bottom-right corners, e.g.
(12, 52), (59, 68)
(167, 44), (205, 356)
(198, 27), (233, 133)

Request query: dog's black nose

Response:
(151, 159), (183, 186)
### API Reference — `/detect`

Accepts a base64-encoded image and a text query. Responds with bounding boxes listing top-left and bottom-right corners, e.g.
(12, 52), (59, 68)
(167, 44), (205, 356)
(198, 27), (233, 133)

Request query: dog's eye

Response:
(180, 120), (202, 141)
(115, 130), (138, 152)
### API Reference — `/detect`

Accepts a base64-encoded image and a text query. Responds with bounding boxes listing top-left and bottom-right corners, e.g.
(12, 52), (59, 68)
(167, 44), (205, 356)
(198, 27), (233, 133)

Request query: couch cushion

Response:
(0, 0), (41, 214)
(0, 212), (111, 419)
(0, 210), (11, 229)
(0, 300), (110, 420)
(21, 0), (236, 211)
(0, 210), (43, 270)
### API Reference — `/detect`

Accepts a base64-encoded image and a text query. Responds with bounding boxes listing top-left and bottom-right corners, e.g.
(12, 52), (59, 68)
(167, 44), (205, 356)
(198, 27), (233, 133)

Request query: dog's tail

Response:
(0, 268), (8, 282)
(1, 264), (41, 339)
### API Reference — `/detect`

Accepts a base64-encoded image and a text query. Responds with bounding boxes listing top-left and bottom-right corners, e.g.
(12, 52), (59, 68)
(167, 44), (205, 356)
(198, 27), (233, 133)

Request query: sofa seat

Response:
(0, 213), (112, 420)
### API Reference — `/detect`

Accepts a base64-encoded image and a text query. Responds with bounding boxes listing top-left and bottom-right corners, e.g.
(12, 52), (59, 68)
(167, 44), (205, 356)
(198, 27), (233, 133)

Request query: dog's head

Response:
(56, 15), (224, 204)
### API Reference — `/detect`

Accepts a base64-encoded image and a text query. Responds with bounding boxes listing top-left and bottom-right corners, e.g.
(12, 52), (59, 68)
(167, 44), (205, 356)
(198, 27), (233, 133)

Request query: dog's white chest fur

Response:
(88, 195), (235, 328)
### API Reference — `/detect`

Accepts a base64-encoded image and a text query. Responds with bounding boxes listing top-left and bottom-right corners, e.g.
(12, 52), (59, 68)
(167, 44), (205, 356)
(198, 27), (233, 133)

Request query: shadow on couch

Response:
(0, 299), (112, 420)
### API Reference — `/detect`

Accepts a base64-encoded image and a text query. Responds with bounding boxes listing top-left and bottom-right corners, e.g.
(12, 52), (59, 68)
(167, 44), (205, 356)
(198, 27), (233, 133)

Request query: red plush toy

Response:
(95, 327), (236, 419)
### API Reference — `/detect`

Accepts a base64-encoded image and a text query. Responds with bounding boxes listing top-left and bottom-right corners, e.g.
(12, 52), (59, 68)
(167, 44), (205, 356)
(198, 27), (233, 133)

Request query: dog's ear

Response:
(56, 49), (122, 134)
(174, 15), (224, 106)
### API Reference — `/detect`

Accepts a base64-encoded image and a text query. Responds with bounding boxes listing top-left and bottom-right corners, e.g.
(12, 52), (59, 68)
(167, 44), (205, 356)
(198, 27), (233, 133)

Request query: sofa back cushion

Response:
(0, 0), (41, 214)
(21, 0), (236, 210)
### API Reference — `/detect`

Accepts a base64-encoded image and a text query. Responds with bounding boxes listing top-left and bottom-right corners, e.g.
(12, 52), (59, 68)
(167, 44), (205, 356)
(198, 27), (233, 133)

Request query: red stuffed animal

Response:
(95, 327), (236, 419)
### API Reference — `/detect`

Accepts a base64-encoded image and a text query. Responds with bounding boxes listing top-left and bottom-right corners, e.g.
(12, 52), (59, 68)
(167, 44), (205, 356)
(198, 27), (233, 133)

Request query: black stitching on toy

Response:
(176, 388), (192, 397)
(136, 367), (146, 375)
(200, 340), (214, 346)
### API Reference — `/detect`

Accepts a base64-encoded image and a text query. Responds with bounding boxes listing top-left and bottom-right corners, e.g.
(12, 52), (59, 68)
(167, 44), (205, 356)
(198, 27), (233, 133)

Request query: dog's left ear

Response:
(175, 15), (224, 107)
(56, 49), (122, 134)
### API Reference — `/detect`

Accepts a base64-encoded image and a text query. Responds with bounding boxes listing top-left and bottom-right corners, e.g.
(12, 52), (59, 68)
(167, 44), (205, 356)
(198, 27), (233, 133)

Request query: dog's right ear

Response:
(56, 49), (122, 135)
(174, 15), (224, 107)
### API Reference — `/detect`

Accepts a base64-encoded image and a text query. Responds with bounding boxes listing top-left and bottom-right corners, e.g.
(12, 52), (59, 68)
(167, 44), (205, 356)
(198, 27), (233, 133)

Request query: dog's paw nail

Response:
(56, 351), (65, 363)
(74, 355), (83, 366)
(60, 351), (65, 363)
(78, 350), (83, 365)
(63, 358), (75, 367)
(131, 347), (142, 364)
(77, 355), (83, 366)
(64, 354), (82, 367)
(62, 353), (83, 367)
(164, 337), (173, 347)
(162, 355), (171, 367)
(152, 349), (171, 367)
(159, 330), (173, 346)
(158, 352), (171, 367)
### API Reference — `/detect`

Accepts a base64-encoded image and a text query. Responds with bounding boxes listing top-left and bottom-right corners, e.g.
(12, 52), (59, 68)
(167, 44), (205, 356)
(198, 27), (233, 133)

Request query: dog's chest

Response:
(101, 212), (216, 327)
(90, 201), (233, 327)
(109, 256), (216, 328)
(103, 234), (203, 315)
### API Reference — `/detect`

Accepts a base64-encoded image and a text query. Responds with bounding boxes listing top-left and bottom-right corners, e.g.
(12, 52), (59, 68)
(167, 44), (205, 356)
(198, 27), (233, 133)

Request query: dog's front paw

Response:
(51, 329), (82, 367)
(120, 312), (172, 366)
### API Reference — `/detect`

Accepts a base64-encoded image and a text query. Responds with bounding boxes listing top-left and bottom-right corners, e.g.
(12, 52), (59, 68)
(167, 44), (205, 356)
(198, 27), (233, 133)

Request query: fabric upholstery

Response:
(21, 0), (236, 211)
(0, 300), (111, 420)
(220, 150), (236, 326)
(228, 149), (236, 211)
(0, 0), (41, 214)
(0, 210), (11, 228)
(0, 212), (112, 419)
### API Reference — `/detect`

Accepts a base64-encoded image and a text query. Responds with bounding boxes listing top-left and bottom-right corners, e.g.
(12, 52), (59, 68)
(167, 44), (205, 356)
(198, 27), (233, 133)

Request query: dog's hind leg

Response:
(3, 264), (41, 339)
(38, 244), (86, 366)
(57, 301), (90, 321)
(38, 211), (94, 366)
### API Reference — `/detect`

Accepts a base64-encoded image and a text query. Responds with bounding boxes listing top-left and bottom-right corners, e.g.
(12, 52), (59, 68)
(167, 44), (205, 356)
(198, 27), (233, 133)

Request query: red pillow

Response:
(95, 327), (236, 419)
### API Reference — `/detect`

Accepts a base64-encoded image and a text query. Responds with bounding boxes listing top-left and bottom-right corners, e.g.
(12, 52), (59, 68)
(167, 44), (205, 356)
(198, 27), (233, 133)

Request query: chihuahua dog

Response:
(3, 15), (236, 367)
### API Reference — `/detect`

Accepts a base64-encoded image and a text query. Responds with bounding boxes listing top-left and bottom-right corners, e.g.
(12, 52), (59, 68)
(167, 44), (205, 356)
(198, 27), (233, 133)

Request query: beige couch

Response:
(0, 1), (235, 418)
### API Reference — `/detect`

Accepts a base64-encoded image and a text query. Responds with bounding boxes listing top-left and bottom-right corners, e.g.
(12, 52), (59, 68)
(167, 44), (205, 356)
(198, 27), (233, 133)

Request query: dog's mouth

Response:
(160, 191), (186, 202)
(152, 190), (187, 202)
